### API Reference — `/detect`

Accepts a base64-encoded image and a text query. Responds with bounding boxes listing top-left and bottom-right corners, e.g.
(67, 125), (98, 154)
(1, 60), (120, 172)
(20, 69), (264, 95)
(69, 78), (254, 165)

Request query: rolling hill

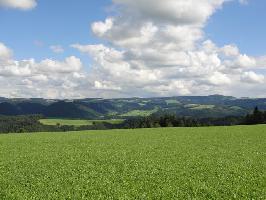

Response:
(0, 95), (265, 119)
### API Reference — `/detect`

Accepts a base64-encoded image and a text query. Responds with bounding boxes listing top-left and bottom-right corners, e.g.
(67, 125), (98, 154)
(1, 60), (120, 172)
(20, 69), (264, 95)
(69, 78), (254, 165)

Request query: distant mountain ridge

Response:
(0, 95), (265, 119)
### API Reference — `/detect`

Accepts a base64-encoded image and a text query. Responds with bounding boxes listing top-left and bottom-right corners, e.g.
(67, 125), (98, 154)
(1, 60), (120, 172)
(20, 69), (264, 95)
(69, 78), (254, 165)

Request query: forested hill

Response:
(0, 95), (266, 119)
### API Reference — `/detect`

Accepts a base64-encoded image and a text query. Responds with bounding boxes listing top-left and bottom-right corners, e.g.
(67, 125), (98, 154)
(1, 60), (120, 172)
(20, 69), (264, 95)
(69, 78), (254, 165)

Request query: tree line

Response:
(122, 107), (266, 129)
(0, 107), (265, 133)
(0, 115), (114, 134)
(243, 106), (266, 125)
(121, 115), (243, 129)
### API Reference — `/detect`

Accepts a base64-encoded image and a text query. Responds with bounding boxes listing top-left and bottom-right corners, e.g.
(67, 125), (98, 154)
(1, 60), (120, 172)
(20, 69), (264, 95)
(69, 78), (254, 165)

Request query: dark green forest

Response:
(0, 107), (265, 133)
(1, 95), (266, 119)
(1, 95), (266, 133)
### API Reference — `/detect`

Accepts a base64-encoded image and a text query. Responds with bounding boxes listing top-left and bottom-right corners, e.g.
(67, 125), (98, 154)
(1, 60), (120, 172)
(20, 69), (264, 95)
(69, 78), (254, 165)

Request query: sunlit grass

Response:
(39, 118), (124, 127)
(0, 125), (265, 199)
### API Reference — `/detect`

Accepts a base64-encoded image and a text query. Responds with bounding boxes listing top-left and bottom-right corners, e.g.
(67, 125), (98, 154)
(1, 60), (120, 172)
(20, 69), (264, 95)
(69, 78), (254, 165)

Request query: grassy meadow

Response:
(0, 126), (265, 199)
(39, 118), (124, 127)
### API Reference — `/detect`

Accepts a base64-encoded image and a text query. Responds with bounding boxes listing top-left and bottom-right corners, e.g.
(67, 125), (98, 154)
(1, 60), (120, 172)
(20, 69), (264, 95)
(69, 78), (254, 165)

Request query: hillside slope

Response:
(0, 95), (265, 119)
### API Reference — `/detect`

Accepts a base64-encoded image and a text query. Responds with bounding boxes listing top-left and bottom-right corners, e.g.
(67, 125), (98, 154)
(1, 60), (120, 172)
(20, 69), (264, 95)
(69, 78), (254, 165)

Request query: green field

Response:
(185, 104), (215, 110)
(39, 119), (124, 126)
(165, 99), (181, 105)
(0, 126), (265, 199)
(120, 107), (159, 117)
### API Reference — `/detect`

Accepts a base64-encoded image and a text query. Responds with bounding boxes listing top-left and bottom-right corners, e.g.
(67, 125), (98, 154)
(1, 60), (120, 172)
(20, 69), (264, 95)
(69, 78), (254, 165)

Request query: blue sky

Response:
(0, 0), (266, 98)
(1, 0), (265, 62)
(0, 0), (112, 62)
(206, 0), (266, 56)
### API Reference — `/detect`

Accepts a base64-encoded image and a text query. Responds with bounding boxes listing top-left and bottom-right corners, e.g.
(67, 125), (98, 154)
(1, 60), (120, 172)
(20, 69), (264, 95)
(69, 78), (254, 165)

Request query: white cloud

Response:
(0, 0), (37, 10)
(235, 54), (256, 68)
(37, 56), (82, 73)
(209, 72), (231, 85)
(241, 71), (264, 84)
(1, 0), (265, 98)
(0, 43), (12, 62)
(153, 80), (192, 96)
(0, 42), (89, 99)
(221, 44), (239, 57)
(94, 81), (121, 91)
(0, 43), (81, 77)
(50, 45), (64, 54)
(92, 18), (114, 37)
(112, 0), (226, 26)
(30, 74), (48, 82)
(0, 60), (33, 77)
(69, 0), (266, 98)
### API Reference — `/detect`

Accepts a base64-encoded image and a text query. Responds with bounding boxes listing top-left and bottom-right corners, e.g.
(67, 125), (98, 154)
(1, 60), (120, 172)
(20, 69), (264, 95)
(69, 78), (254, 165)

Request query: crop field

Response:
(0, 126), (265, 199)
(39, 119), (124, 126)
(184, 104), (215, 110)
(120, 107), (159, 117)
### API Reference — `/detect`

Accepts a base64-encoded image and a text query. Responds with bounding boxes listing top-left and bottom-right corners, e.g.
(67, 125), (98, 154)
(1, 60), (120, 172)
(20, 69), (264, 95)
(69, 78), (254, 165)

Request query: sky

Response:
(0, 0), (265, 99)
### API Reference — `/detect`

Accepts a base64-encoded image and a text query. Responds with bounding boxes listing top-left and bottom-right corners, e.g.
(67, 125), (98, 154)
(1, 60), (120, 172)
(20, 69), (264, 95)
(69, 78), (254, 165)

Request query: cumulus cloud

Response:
(0, 43), (12, 62)
(1, 0), (266, 98)
(241, 71), (265, 84)
(50, 45), (64, 54)
(0, 42), (89, 99)
(0, 60), (33, 77)
(92, 18), (114, 37)
(208, 72), (231, 85)
(235, 54), (256, 68)
(112, 0), (226, 26)
(221, 45), (239, 57)
(71, 0), (266, 98)
(94, 80), (122, 91)
(0, 0), (37, 10)
(37, 56), (82, 73)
